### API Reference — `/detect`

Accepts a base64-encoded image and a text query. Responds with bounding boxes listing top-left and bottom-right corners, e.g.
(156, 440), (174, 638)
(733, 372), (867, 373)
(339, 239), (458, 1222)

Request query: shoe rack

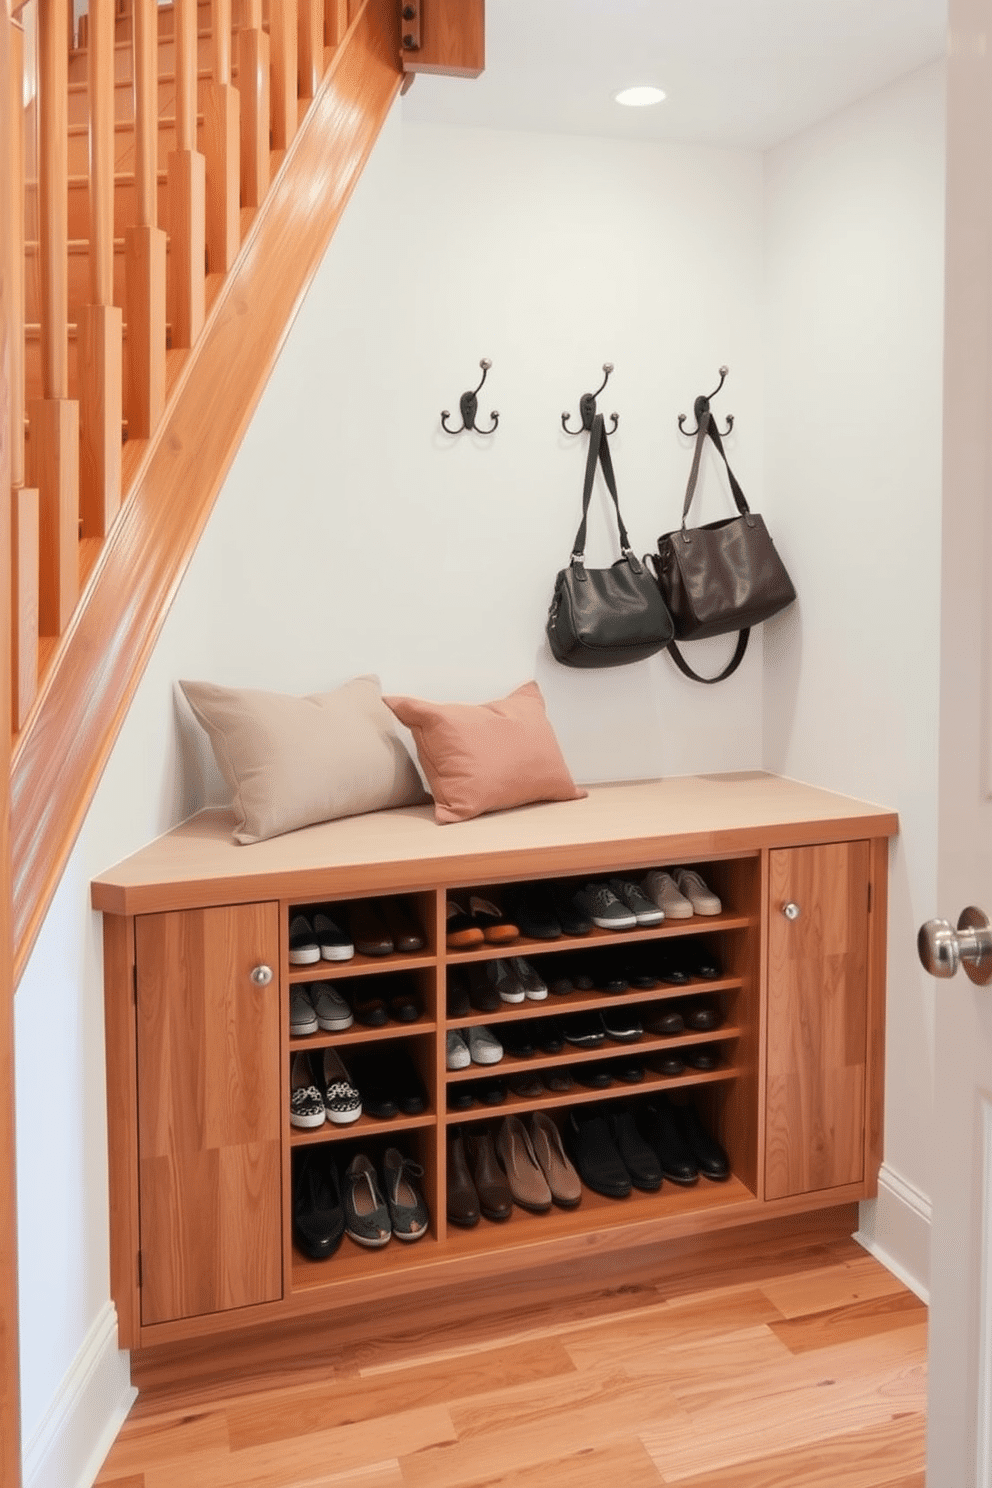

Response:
(93, 775), (897, 1353)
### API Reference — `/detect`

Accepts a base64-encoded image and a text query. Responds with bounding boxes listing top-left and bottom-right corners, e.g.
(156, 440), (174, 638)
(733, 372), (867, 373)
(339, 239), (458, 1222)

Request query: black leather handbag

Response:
(547, 414), (675, 668)
(652, 410), (796, 683)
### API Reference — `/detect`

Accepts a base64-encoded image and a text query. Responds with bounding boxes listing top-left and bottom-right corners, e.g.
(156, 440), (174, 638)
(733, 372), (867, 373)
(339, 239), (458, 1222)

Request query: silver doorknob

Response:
(783, 902), (801, 920)
(250, 964), (273, 986)
(917, 907), (992, 985)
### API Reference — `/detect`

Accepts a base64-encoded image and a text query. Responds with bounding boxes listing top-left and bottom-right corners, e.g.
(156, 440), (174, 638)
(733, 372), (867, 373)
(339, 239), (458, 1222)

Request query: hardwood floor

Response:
(94, 1207), (927, 1487)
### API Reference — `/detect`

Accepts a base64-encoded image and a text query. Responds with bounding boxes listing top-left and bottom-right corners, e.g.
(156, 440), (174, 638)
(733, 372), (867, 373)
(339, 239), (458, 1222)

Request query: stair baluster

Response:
(270, 0), (297, 151)
(167, 0), (205, 347)
(28, 0), (79, 639)
(79, 0), (123, 536)
(9, 12), (40, 731)
(124, 0), (166, 438)
(203, 0), (240, 273)
(237, 0), (269, 208)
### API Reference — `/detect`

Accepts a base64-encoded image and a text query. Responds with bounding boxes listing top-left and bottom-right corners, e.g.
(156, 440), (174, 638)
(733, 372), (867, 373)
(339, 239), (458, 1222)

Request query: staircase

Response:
(2, 0), (484, 985)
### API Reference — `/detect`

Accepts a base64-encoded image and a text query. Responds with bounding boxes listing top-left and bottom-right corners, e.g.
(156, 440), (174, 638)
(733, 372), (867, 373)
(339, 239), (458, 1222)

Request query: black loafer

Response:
(644, 1099), (699, 1184)
(506, 887), (562, 940)
(681, 997), (723, 1031)
(575, 1062), (613, 1089)
(614, 1058), (645, 1083)
(683, 1045), (720, 1071)
(537, 1021), (566, 1055)
(656, 956), (691, 986)
(654, 1051), (686, 1077)
(673, 1102), (730, 1181)
(646, 1005), (685, 1037)
(472, 1078), (507, 1106)
(292, 1149), (345, 1259)
(447, 1084), (475, 1111)
(600, 1009), (643, 1043)
(501, 1027), (536, 1059)
(563, 1015), (606, 1048)
(609, 1106), (663, 1192)
(564, 1112), (631, 1198)
(549, 887), (593, 936)
(346, 1053), (399, 1119)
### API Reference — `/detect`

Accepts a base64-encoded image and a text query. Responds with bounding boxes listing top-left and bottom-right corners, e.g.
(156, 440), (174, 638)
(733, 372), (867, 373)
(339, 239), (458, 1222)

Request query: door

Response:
(923, 1), (992, 1479)
(765, 841), (870, 1200)
(135, 902), (282, 1326)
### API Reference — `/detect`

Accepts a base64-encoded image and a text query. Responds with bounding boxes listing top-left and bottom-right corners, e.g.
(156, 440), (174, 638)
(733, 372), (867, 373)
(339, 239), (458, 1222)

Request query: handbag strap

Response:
(571, 414), (641, 573)
(680, 409), (752, 530)
(668, 630), (750, 683)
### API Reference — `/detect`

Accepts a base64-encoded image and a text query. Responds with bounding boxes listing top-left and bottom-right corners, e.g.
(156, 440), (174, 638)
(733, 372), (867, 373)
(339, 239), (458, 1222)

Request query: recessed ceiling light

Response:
(614, 85), (666, 108)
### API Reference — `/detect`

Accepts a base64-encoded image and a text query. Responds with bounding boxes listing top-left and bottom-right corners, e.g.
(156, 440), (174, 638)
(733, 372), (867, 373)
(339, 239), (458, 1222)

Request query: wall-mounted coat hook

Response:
(562, 362), (619, 436)
(441, 359), (499, 435)
(678, 364), (734, 437)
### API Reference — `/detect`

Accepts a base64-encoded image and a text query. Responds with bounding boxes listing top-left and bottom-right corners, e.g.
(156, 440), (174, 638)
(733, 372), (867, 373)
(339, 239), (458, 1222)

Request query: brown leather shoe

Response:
(529, 1111), (582, 1208)
(496, 1117), (552, 1213)
(350, 900), (394, 957)
(381, 897), (426, 954)
(447, 1131), (480, 1227)
(465, 1128), (513, 1221)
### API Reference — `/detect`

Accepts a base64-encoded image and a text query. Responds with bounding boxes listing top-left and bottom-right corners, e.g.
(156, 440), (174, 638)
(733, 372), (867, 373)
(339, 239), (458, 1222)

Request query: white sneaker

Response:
(608, 878), (665, 927)
(488, 958), (525, 1004)
(509, 956), (548, 1000)
(466, 1024), (504, 1065)
(643, 869), (694, 918)
(446, 1030), (471, 1070)
(673, 867), (722, 916)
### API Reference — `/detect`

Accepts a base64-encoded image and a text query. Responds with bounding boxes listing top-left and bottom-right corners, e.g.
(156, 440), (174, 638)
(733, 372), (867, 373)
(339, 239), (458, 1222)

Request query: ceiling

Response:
(401, 0), (948, 150)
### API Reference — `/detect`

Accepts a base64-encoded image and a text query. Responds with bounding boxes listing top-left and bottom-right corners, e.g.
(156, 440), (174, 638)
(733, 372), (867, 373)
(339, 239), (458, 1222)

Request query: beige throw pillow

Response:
(178, 675), (429, 844)
(383, 680), (586, 825)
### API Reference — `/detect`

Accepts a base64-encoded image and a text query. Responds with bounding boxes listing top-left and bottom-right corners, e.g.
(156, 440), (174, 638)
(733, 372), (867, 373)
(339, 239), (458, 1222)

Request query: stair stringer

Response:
(10, 0), (402, 984)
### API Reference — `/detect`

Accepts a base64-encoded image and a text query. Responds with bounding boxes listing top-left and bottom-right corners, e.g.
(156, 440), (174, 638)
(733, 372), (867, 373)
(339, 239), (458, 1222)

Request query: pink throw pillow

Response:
(383, 681), (586, 825)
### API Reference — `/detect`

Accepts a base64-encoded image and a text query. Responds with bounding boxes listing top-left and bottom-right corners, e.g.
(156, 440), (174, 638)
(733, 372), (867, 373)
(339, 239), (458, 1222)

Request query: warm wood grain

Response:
(865, 835), (889, 1187)
(166, 146), (206, 346)
(765, 842), (871, 1200)
(11, 484), (39, 730)
(202, 80), (240, 273)
(0, 7), (23, 1482)
(95, 1225), (925, 1488)
(89, 0), (116, 304)
(78, 301), (123, 534)
(135, 902), (282, 1325)
(404, 0), (484, 77)
(132, 0), (158, 228)
(237, 23), (269, 207)
(124, 221), (167, 436)
(325, 0), (348, 44)
(92, 777), (898, 917)
(103, 914), (142, 1344)
(212, 0), (231, 82)
(9, 17), (25, 492)
(11, 0), (402, 982)
(269, 0), (297, 148)
(26, 395), (78, 635)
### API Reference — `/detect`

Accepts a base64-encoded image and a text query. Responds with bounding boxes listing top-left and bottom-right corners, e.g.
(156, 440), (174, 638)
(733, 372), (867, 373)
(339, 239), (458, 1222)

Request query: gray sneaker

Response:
(290, 985), (318, 1036)
(608, 878), (665, 927)
(382, 1148), (429, 1242)
(575, 882), (637, 931)
(311, 981), (354, 1031)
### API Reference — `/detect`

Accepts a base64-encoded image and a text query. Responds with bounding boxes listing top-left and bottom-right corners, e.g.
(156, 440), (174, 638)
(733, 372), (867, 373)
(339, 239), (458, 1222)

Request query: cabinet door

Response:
(765, 842), (870, 1201)
(135, 903), (282, 1326)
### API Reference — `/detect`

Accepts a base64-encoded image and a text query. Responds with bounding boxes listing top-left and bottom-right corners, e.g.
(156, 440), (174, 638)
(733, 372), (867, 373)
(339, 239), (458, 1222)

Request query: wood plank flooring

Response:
(94, 1209), (927, 1487)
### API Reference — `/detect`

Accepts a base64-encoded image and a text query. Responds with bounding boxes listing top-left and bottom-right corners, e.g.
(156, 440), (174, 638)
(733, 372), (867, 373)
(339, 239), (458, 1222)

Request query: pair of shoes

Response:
(290, 980), (355, 1036)
(447, 1127), (513, 1224)
(499, 1113), (582, 1210)
(643, 868), (722, 918)
(646, 997), (724, 1037)
(573, 882), (638, 931)
(642, 1097), (730, 1182)
(289, 911), (354, 964)
(293, 1149), (345, 1259)
(348, 898), (426, 957)
(290, 1049), (362, 1127)
(345, 1150), (429, 1246)
(503, 885), (593, 940)
(446, 1024), (504, 1068)
(447, 896), (519, 948)
(564, 1105), (663, 1197)
(340, 974), (422, 1028)
(493, 957), (549, 1002)
(346, 1047), (427, 1119)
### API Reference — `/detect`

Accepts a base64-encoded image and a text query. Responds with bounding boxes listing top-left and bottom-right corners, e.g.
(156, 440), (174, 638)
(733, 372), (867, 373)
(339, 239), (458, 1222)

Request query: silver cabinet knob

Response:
(918, 907), (992, 985)
(250, 964), (273, 987)
(783, 902), (801, 920)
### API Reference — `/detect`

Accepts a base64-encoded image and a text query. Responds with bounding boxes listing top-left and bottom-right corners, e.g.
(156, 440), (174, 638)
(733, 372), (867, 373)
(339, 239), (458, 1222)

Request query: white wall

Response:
(763, 59), (946, 1288)
(14, 108), (769, 1480)
(12, 60), (947, 1483)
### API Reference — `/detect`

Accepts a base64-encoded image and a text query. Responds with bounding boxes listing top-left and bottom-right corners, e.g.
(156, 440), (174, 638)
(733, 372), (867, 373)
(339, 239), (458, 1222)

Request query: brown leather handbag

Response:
(652, 410), (795, 682)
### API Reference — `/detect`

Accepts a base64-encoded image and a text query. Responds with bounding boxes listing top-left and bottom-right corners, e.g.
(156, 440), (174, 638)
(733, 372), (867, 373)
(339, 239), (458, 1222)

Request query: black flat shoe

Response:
(293, 1149), (345, 1260)
(643, 1099), (699, 1185)
(673, 1101), (730, 1181)
(562, 1014), (606, 1048)
(683, 1045), (720, 1071)
(564, 1112), (631, 1199)
(609, 1106), (663, 1192)
(575, 1062), (613, 1089)
(505, 886), (562, 940)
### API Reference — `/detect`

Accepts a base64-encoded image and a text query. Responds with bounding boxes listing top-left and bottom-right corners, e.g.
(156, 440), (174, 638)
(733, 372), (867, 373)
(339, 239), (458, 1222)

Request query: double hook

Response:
(441, 358), (499, 435)
(562, 363), (619, 436)
(678, 364), (734, 437)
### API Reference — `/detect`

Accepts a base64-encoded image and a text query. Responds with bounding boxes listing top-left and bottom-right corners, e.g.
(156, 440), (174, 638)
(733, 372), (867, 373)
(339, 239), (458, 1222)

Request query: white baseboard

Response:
(22, 1301), (136, 1488)
(855, 1161), (932, 1303)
